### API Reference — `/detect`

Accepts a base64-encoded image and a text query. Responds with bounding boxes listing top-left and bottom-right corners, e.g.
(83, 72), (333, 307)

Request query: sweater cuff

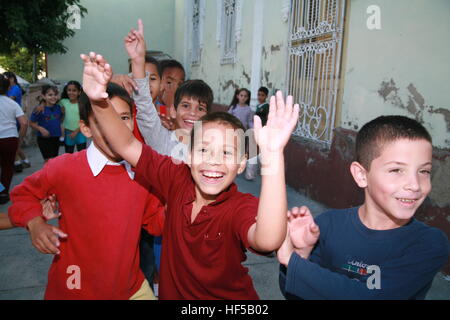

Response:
(285, 252), (306, 296)
(8, 207), (42, 229)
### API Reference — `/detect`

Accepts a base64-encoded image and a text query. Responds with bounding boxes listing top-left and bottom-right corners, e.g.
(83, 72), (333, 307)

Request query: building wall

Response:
(340, 0), (450, 149)
(47, 0), (176, 83)
(175, 0), (290, 106)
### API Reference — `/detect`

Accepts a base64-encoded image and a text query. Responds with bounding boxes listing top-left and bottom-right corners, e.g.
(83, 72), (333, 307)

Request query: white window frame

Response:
(217, 0), (242, 65)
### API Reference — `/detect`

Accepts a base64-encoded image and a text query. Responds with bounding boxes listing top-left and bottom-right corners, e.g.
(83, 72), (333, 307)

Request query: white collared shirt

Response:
(86, 142), (135, 180)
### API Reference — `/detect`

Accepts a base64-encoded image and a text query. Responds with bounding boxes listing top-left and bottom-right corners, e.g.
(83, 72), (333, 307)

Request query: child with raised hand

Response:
(278, 116), (449, 300)
(60, 81), (87, 153)
(80, 30), (299, 299)
(125, 21), (212, 162)
(30, 86), (64, 162)
(9, 81), (165, 300)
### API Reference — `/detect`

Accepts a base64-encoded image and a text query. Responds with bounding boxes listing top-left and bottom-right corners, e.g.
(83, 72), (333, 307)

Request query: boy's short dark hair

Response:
(356, 115), (432, 170)
(0, 74), (9, 95)
(79, 82), (134, 125)
(258, 86), (269, 96)
(174, 80), (214, 112)
(160, 59), (185, 77)
(190, 112), (247, 157)
(128, 52), (162, 77)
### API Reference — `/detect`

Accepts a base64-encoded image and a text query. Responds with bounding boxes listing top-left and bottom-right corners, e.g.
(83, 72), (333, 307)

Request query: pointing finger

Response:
(138, 19), (144, 36)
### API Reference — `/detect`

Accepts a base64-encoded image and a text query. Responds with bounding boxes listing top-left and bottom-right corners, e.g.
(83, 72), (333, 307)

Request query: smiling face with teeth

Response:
(188, 121), (247, 204)
(351, 138), (433, 230)
(170, 96), (208, 131)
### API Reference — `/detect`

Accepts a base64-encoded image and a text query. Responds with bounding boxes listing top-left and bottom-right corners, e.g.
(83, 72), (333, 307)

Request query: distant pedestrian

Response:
(3, 72), (31, 172)
(0, 74), (28, 204)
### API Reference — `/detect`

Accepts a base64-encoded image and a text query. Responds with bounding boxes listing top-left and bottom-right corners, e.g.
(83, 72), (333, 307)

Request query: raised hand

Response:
(253, 91), (299, 153)
(288, 206), (320, 256)
(124, 19), (146, 61)
(80, 52), (112, 103)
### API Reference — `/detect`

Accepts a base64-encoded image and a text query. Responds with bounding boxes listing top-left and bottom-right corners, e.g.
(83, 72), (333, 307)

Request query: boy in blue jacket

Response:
(278, 115), (449, 299)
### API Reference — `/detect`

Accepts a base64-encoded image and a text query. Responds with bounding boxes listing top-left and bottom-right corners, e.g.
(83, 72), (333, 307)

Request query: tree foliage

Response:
(0, 0), (87, 55)
(0, 44), (45, 82)
(0, 0), (87, 81)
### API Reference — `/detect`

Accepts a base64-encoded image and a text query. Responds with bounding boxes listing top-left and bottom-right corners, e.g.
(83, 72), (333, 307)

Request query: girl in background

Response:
(228, 88), (253, 130)
(60, 81), (87, 153)
(30, 86), (64, 162)
(228, 88), (258, 180)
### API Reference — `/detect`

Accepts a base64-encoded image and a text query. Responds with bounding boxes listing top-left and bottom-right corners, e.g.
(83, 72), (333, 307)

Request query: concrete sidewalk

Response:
(0, 145), (449, 299)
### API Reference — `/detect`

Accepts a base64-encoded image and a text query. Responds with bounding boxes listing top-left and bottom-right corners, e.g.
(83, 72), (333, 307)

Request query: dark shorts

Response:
(37, 136), (60, 160)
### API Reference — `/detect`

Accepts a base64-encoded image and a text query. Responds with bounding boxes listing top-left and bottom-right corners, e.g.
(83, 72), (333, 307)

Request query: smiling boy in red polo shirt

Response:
(80, 21), (299, 299)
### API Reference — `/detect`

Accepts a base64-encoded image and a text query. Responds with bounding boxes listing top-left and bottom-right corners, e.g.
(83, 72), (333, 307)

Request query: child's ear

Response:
(350, 161), (368, 188)
(237, 156), (247, 175)
(79, 120), (92, 139)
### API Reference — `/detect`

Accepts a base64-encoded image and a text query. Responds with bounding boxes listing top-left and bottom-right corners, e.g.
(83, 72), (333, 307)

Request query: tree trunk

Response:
(32, 53), (37, 82)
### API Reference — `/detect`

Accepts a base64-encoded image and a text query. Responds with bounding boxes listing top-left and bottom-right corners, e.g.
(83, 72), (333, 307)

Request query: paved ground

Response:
(0, 145), (449, 300)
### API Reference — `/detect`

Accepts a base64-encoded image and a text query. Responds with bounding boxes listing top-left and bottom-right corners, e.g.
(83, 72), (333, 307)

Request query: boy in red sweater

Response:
(80, 20), (299, 299)
(8, 83), (165, 300)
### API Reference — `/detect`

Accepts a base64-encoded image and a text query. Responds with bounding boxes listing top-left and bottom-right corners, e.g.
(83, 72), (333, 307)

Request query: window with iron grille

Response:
(287, 0), (346, 146)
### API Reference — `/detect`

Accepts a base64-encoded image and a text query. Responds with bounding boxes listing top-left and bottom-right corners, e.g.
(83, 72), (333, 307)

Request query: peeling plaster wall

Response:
(340, 0), (450, 149)
(47, 0), (176, 82)
(259, 1), (289, 95)
(174, 0), (289, 106)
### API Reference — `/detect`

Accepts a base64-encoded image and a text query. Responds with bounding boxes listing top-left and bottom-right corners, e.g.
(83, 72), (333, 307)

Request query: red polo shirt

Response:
(135, 145), (260, 300)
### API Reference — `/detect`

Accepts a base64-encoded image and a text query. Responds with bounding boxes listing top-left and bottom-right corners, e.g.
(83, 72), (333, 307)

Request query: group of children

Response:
(29, 81), (87, 163)
(1, 19), (448, 300)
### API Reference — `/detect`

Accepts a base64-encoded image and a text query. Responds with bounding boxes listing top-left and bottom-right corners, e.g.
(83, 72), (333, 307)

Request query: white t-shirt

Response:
(0, 95), (24, 139)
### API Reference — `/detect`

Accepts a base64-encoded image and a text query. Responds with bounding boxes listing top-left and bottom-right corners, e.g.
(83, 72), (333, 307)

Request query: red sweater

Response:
(135, 145), (260, 300)
(8, 151), (165, 300)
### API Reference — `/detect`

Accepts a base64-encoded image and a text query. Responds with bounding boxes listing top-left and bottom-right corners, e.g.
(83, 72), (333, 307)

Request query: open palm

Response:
(288, 206), (320, 249)
(80, 52), (112, 102)
(254, 91), (299, 153)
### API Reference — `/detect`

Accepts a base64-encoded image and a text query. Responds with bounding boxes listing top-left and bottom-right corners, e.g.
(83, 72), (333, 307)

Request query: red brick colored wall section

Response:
(211, 103), (230, 113)
(284, 127), (450, 275)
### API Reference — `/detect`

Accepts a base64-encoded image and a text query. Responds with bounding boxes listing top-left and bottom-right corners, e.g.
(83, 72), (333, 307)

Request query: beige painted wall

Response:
(176, 0), (290, 106)
(47, 0), (176, 83)
(340, 0), (450, 149)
